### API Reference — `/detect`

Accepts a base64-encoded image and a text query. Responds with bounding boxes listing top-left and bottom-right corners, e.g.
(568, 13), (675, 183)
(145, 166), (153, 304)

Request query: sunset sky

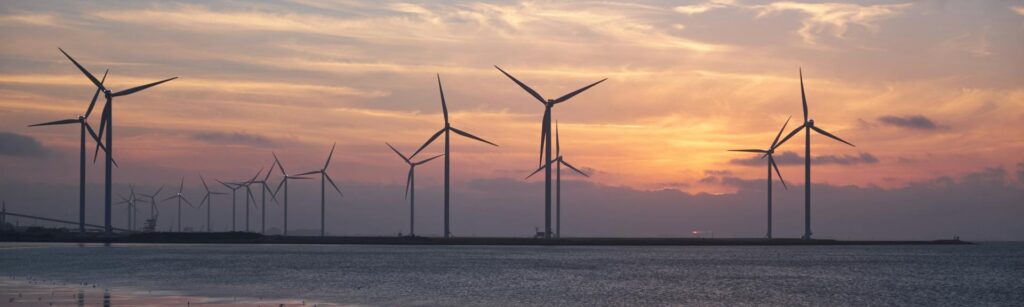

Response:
(1, 1), (1022, 239)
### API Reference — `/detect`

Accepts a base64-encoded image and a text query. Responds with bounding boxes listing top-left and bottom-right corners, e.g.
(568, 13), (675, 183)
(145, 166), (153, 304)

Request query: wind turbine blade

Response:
(162, 195), (177, 202)
(153, 185), (164, 198)
(287, 176), (312, 180)
(494, 65), (547, 104)
(247, 168), (264, 184)
(84, 69), (109, 119)
(450, 127), (497, 147)
(181, 197), (195, 208)
(324, 173), (344, 197)
(28, 119), (79, 127)
(273, 179), (285, 197)
(524, 163), (546, 180)
(437, 74), (449, 124)
(404, 168), (412, 200)
(411, 128), (445, 158)
(771, 116), (792, 149)
(265, 183), (279, 202)
(775, 123), (806, 148)
(58, 48), (105, 91)
(324, 142), (337, 169)
(111, 77), (178, 97)
(200, 194), (210, 209)
(263, 161), (275, 181)
(413, 153), (444, 165)
(216, 179), (233, 190)
(770, 156), (787, 190)
(811, 126), (855, 147)
(245, 187), (257, 204)
(561, 159), (590, 177)
(386, 142), (410, 163)
(179, 177), (185, 193)
(729, 149), (768, 153)
(272, 152), (286, 175)
(295, 170), (321, 176)
(199, 175), (210, 192)
(553, 78), (607, 104)
(800, 68), (808, 122)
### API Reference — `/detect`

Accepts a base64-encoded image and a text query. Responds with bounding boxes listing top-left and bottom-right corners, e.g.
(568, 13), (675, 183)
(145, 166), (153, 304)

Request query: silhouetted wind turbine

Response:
(197, 175), (225, 233)
(495, 66), (605, 238)
(729, 116), (791, 239)
(776, 69), (855, 239)
(525, 122), (589, 238)
(217, 180), (243, 232)
(239, 169), (264, 232)
(59, 48), (177, 234)
(410, 74), (498, 238)
(271, 153), (309, 236)
(27, 69), (110, 233)
(162, 178), (193, 232)
(245, 164), (277, 234)
(115, 192), (136, 231)
(138, 185), (164, 222)
(297, 144), (343, 237)
(387, 143), (443, 237)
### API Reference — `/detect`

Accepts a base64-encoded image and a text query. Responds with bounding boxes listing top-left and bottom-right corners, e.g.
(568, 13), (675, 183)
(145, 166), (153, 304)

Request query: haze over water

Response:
(2, 243), (1022, 306)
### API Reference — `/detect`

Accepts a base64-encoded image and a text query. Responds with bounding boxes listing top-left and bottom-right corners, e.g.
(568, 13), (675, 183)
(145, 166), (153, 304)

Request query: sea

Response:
(1, 242), (1022, 306)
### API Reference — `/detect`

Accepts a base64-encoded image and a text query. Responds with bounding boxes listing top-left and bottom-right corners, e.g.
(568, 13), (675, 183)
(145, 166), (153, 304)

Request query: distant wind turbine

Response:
(387, 143), (443, 237)
(525, 122), (589, 238)
(239, 169), (264, 233)
(245, 164), (277, 234)
(138, 185), (165, 224)
(27, 69), (111, 234)
(197, 175), (225, 233)
(410, 74), (498, 238)
(495, 66), (605, 238)
(776, 69), (856, 239)
(271, 152), (310, 236)
(729, 116), (791, 239)
(217, 180), (244, 232)
(162, 178), (193, 232)
(115, 192), (137, 231)
(59, 48), (177, 234)
(297, 143), (344, 237)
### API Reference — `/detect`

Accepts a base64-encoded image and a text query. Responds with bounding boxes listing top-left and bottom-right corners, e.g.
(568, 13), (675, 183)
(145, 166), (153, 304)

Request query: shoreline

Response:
(0, 277), (329, 307)
(0, 231), (971, 246)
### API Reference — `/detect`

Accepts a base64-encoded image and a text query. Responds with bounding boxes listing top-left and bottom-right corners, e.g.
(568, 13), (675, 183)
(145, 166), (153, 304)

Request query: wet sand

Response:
(0, 277), (335, 307)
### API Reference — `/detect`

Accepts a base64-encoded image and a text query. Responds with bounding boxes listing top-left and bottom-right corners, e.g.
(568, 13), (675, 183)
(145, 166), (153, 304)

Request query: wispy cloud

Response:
(877, 115), (942, 130)
(729, 151), (879, 166)
(753, 1), (912, 45)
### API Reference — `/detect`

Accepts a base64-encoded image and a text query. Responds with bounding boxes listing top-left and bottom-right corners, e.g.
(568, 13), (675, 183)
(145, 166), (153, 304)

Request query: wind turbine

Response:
(729, 116), (791, 239)
(525, 122), (589, 238)
(59, 48), (177, 234)
(27, 69), (110, 233)
(115, 192), (136, 231)
(162, 178), (193, 232)
(271, 153), (310, 236)
(217, 180), (243, 232)
(138, 185), (164, 222)
(410, 74), (498, 238)
(297, 144), (343, 237)
(245, 165), (277, 234)
(387, 143), (443, 237)
(776, 69), (856, 239)
(197, 175), (225, 233)
(239, 169), (264, 232)
(495, 66), (605, 238)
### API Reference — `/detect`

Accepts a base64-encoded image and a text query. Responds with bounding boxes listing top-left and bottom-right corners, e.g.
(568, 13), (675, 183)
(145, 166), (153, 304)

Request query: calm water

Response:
(1, 242), (1022, 306)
